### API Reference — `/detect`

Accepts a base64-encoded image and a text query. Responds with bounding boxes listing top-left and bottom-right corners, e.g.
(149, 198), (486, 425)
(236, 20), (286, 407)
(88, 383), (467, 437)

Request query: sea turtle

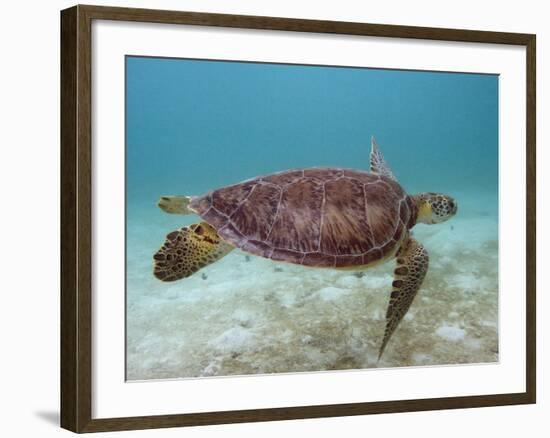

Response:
(153, 138), (457, 359)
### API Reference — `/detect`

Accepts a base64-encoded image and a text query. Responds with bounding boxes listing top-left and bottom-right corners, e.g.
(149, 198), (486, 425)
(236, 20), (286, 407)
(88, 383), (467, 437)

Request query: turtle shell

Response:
(189, 168), (417, 268)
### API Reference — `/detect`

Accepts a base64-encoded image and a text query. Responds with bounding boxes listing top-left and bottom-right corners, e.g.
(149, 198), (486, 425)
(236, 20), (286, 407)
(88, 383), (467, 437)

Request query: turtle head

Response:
(413, 193), (457, 224)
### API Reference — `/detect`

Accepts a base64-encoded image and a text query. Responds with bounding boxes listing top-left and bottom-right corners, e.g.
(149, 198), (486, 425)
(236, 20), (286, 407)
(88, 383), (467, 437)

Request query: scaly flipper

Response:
(378, 237), (429, 360)
(370, 137), (397, 181)
(153, 222), (233, 281)
(158, 195), (194, 214)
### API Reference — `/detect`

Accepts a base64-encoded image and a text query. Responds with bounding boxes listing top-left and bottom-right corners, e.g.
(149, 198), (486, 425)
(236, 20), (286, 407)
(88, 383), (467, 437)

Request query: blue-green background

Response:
(125, 56), (500, 378)
(126, 56), (498, 203)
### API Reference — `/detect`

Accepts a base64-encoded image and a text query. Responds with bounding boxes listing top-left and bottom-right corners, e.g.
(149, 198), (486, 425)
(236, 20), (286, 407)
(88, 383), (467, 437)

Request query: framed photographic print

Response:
(60, 4), (536, 433)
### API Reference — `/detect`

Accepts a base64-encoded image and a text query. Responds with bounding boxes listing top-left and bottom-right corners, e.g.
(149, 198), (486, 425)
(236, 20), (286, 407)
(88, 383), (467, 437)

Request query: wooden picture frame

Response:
(61, 4), (536, 433)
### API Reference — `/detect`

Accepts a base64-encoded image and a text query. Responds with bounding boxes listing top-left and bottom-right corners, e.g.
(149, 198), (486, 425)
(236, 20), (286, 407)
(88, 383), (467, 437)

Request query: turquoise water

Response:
(125, 56), (499, 380)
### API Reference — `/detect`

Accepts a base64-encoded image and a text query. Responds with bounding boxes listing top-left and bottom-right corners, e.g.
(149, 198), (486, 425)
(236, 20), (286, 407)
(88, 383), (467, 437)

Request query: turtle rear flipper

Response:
(158, 195), (194, 214)
(378, 236), (429, 360)
(153, 222), (233, 282)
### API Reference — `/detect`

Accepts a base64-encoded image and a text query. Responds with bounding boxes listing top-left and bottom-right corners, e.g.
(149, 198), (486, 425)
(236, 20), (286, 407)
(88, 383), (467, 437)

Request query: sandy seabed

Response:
(126, 191), (498, 380)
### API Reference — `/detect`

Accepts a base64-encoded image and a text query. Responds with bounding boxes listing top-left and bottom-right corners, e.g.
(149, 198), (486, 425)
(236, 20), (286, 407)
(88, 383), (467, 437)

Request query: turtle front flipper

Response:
(158, 195), (194, 214)
(153, 222), (233, 281)
(378, 237), (429, 360)
(370, 137), (397, 181)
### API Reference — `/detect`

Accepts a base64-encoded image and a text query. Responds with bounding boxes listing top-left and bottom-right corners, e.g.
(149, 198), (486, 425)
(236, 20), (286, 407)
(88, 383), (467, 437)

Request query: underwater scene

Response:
(126, 56), (499, 380)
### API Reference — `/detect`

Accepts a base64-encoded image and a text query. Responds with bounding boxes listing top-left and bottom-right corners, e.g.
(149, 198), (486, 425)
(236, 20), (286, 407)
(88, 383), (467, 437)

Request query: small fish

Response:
(201, 273), (208, 280)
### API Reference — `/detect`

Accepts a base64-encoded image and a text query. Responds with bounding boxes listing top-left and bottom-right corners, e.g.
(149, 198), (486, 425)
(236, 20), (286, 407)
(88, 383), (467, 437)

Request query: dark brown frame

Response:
(61, 4), (536, 433)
